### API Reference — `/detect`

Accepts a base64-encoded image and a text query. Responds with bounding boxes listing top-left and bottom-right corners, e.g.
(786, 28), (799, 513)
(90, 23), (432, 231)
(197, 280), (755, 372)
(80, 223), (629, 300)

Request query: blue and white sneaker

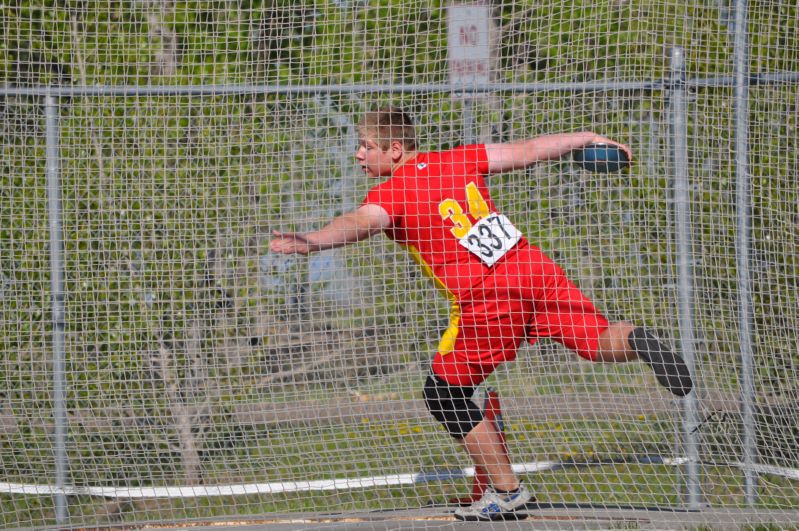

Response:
(453, 484), (533, 521)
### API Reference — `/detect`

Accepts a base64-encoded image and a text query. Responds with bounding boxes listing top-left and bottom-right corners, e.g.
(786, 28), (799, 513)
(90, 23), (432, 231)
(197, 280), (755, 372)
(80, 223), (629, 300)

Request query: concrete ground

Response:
(145, 504), (799, 530)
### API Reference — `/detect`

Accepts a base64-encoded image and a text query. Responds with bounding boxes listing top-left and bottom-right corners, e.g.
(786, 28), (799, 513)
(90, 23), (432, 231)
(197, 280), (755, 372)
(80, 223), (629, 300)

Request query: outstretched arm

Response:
(484, 132), (633, 174)
(270, 204), (391, 255)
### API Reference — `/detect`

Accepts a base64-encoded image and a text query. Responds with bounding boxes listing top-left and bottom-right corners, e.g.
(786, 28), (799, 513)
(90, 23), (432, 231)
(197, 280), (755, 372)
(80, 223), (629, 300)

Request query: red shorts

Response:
(431, 245), (610, 386)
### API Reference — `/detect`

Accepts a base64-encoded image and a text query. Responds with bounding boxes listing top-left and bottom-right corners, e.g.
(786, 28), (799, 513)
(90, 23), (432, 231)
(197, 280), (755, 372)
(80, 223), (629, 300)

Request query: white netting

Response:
(1, 1), (798, 528)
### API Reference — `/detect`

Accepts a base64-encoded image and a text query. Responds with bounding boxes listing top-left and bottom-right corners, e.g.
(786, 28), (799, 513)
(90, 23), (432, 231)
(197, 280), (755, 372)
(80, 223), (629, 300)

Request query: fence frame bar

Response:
(669, 47), (703, 510)
(734, 0), (758, 506)
(44, 94), (69, 525)
(8, 61), (799, 522)
(2, 71), (799, 99)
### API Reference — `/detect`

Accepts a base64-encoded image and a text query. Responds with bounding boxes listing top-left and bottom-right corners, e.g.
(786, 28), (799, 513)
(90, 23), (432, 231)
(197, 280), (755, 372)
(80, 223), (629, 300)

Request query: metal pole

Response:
(670, 47), (702, 510)
(0, 81), (670, 98)
(463, 98), (476, 145)
(45, 94), (69, 524)
(733, 0), (758, 506)
(1, 75), (797, 99)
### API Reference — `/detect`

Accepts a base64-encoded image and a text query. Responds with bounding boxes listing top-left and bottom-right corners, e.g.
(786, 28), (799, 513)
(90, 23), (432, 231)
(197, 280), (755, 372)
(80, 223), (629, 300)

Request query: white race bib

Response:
(458, 213), (522, 267)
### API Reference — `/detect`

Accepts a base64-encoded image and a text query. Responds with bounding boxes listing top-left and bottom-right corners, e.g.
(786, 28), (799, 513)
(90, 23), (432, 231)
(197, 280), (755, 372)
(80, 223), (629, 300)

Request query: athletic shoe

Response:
(453, 484), (533, 521)
(629, 328), (693, 397)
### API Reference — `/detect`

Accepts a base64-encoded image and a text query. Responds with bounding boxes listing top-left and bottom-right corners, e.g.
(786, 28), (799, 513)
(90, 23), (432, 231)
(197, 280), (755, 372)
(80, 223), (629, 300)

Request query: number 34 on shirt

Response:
(438, 182), (522, 267)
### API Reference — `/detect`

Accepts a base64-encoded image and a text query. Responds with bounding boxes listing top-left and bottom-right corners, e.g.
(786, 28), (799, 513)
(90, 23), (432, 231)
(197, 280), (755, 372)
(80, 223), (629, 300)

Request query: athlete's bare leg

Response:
(460, 418), (519, 492)
(598, 321), (693, 395)
(458, 321), (678, 494)
(596, 321), (637, 362)
(458, 322), (636, 493)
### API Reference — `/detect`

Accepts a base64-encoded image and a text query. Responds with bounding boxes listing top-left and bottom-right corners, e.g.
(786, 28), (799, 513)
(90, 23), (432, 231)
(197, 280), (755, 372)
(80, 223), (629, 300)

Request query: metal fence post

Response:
(669, 47), (703, 510)
(45, 94), (69, 525)
(733, 0), (758, 506)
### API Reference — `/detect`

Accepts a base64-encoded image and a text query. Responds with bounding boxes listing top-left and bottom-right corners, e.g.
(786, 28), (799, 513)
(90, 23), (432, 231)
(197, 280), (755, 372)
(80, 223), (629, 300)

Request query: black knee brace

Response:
(422, 373), (484, 439)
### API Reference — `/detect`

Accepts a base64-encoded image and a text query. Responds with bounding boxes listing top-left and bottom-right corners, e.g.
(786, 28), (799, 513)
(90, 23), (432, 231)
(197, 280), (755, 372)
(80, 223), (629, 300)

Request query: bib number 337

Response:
(438, 182), (522, 267)
(459, 213), (522, 266)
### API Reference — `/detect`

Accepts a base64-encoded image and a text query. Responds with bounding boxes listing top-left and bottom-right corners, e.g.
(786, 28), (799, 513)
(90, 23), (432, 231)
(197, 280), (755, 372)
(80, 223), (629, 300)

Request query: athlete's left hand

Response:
(270, 231), (313, 255)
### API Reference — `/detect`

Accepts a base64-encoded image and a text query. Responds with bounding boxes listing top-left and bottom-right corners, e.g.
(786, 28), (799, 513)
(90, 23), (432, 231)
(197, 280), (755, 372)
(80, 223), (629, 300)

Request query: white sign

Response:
(447, 4), (492, 87)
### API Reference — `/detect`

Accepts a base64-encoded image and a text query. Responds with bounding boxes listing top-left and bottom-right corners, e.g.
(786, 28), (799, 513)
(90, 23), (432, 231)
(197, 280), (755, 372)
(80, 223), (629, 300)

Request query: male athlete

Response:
(270, 107), (693, 521)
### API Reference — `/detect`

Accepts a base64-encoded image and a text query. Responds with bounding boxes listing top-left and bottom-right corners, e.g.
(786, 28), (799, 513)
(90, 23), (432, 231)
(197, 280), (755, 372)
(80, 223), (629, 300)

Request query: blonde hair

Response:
(357, 106), (417, 151)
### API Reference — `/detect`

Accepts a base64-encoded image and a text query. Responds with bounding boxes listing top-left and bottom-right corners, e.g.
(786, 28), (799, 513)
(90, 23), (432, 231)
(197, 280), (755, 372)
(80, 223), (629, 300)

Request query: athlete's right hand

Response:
(270, 231), (313, 255)
(590, 135), (634, 164)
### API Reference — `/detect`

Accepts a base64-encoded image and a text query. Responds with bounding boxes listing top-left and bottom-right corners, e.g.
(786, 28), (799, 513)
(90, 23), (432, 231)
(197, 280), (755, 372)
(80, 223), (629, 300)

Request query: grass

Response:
(4, 343), (795, 528)
(6, 463), (798, 527)
(4, 408), (799, 528)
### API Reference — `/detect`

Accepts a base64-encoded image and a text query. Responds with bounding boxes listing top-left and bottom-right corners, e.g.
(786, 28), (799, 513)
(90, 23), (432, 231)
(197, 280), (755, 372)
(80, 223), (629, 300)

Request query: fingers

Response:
(269, 231), (310, 255)
(270, 241), (309, 255)
(593, 136), (634, 163)
(272, 230), (311, 242)
(270, 240), (309, 255)
(615, 142), (634, 162)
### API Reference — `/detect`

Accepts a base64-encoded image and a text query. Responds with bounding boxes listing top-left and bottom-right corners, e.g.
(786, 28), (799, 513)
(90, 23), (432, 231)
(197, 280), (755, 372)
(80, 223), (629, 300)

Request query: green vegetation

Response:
(1, 0), (798, 527)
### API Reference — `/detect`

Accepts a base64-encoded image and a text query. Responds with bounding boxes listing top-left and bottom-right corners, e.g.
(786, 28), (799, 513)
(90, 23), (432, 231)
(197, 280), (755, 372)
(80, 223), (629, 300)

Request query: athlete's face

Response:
(355, 136), (395, 178)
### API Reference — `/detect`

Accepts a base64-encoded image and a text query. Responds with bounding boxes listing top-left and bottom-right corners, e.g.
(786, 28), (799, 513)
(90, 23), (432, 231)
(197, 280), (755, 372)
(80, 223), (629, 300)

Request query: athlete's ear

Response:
(389, 139), (405, 162)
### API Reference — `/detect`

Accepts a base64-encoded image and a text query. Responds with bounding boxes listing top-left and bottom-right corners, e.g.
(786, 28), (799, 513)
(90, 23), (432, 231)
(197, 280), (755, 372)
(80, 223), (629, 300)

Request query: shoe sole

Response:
(453, 496), (535, 521)
(629, 329), (693, 397)
(454, 512), (529, 521)
(639, 348), (693, 397)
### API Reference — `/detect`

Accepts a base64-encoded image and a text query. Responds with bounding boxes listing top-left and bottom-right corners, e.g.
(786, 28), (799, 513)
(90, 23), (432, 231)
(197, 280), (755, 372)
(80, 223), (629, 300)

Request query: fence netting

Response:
(1, 1), (798, 527)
